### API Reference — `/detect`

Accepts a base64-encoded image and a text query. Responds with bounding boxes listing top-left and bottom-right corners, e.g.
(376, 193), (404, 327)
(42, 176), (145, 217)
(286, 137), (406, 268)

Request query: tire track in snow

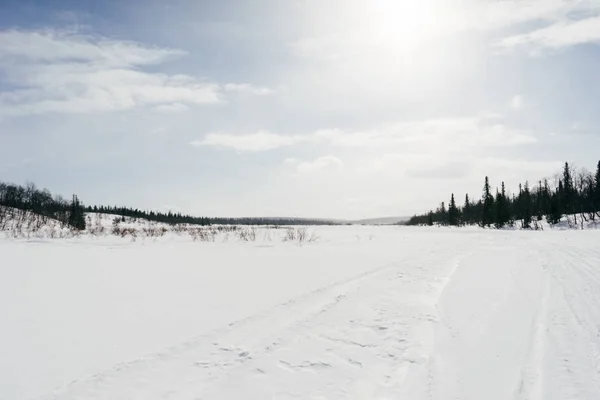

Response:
(514, 263), (550, 400)
(41, 261), (402, 399)
(540, 242), (600, 399)
(43, 250), (460, 400)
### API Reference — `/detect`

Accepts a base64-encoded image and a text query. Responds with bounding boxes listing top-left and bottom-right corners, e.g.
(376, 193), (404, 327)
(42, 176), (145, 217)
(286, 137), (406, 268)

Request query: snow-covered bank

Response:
(2, 227), (600, 399)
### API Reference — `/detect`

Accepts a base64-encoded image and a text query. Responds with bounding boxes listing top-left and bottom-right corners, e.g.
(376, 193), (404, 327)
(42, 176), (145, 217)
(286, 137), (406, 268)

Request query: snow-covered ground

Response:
(2, 226), (600, 399)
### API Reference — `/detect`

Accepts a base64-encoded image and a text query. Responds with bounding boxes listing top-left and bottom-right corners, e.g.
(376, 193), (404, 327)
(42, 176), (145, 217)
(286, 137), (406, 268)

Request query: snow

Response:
(1, 226), (600, 399)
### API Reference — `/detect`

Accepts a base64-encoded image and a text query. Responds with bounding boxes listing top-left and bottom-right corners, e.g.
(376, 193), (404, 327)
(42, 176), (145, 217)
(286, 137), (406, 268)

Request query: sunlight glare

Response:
(368, 0), (439, 50)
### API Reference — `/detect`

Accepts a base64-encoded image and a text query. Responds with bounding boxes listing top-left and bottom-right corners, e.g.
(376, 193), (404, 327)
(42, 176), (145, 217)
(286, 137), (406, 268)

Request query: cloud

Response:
(0, 29), (185, 66)
(223, 83), (274, 96)
(192, 116), (537, 153)
(0, 29), (271, 116)
(498, 16), (600, 52)
(291, 1), (600, 62)
(509, 95), (524, 110)
(295, 156), (344, 174)
(190, 131), (302, 152)
(153, 103), (190, 113)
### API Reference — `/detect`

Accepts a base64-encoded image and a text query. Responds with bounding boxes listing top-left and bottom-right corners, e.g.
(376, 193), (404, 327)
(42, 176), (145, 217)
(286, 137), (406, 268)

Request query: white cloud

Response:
(498, 16), (600, 52)
(509, 95), (524, 110)
(291, 1), (600, 63)
(223, 83), (274, 96)
(295, 156), (344, 174)
(190, 131), (302, 152)
(153, 103), (190, 113)
(283, 157), (299, 165)
(0, 29), (271, 116)
(192, 116), (537, 153)
(0, 29), (185, 66)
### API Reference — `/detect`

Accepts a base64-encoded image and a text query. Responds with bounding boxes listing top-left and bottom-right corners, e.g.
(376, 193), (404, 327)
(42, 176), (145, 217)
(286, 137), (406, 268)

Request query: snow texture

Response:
(1, 226), (600, 399)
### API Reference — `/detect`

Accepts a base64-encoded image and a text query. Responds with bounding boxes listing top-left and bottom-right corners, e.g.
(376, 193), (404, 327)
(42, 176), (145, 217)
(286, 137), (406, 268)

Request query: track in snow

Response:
(44, 251), (461, 400)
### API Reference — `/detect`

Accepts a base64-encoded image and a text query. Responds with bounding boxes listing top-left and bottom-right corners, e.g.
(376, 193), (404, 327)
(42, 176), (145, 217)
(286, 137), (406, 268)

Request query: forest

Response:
(0, 180), (335, 229)
(0, 181), (86, 230)
(86, 205), (337, 226)
(407, 161), (600, 229)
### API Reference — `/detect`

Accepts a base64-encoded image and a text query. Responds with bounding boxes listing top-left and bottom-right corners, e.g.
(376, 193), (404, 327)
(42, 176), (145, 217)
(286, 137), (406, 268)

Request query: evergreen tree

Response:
(427, 211), (434, 226)
(595, 160), (600, 213)
(515, 183), (524, 222)
(521, 181), (532, 229)
(534, 181), (544, 221)
(542, 179), (552, 216)
(481, 176), (494, 227)
(495, 182), (510, 228)
(463, 194), (471, 225)
(448, 194), (459, 226)
(439, 202), (447, 225)
(548, 192), (563, 225)
(494, 189), (504, 229)
(508, 193), (517, 227)
(562, 162), (574, 214)
(405, 159), (600, 228)
(68, 195), (86, 230)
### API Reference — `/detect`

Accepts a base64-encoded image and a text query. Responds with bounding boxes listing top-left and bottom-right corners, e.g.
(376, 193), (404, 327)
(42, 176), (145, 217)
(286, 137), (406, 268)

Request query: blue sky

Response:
(1, 0), (599, 219)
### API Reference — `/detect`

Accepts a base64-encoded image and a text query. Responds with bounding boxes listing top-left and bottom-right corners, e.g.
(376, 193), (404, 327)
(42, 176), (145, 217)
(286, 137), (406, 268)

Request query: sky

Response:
(1, 0), (600, 219)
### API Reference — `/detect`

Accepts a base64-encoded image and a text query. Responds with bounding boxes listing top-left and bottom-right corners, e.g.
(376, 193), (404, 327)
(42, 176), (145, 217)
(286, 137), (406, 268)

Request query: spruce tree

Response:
(481, 176), (494, 227)
(68, 195), (86, 230)
(534, 181), (544, 221)
(515, 183), (524, 222)
(463, 194), (471, 225)
(448, 194), (459, 226)
(595, 160), (600, 213)
(494, 189), (504, 229)
(542, 179), (551, 216)
(439, 202), (447, 225)
(521, 181), (532, 229)
(548, 192), (563, 225)
(508, 194), (517, 227)
(494, 182), (510, 228)
(562, 162), (574, 214)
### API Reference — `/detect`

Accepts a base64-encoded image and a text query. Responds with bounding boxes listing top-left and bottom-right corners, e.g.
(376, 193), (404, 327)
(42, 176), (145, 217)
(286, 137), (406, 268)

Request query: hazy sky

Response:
(1, 0), (599, 219)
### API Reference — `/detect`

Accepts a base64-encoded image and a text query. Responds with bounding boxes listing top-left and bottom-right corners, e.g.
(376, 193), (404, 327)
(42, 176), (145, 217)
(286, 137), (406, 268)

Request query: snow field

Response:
(1, 226), (600, 399)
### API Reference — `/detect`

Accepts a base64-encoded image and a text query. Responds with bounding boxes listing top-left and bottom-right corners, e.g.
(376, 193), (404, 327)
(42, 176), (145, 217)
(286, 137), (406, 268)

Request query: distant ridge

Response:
(348, 216), (409, 225)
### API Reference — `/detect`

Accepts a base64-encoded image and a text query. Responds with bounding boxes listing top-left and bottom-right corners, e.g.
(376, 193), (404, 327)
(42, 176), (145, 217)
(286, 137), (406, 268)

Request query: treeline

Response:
(87, 205), (338, 226)
(407, 161), (600, 229)
(0, 181), (86, 230)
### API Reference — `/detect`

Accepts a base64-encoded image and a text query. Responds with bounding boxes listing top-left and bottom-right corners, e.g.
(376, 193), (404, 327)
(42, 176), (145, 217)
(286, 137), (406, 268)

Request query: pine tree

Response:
(494, 182), (510, 228)
(562, 162), (574, 215)
(68, 195), (86, 230)
(521, 181), (532, 229)
(595, 160), (600, 213)
(515, 183), (524, 222)
(542, 179), (551, 216)
(463, 194), (471, 225)
(448, 194), (459, 226)
(534, 181), (544, 221)
(494, 189), (504, 229)
(548, 192), (563, 225)
(506, 193), (514, 226)
(439, 202), (447, 225)
(481, 176), (494, 227)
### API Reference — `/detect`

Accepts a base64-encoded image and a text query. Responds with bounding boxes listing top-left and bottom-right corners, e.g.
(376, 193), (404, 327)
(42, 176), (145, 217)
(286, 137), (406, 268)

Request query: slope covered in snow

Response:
(1, 227), (600, 399)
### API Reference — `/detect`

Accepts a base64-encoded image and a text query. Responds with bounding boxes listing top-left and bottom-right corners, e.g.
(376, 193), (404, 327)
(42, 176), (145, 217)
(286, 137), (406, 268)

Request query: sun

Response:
(367, 0), (439, 49)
